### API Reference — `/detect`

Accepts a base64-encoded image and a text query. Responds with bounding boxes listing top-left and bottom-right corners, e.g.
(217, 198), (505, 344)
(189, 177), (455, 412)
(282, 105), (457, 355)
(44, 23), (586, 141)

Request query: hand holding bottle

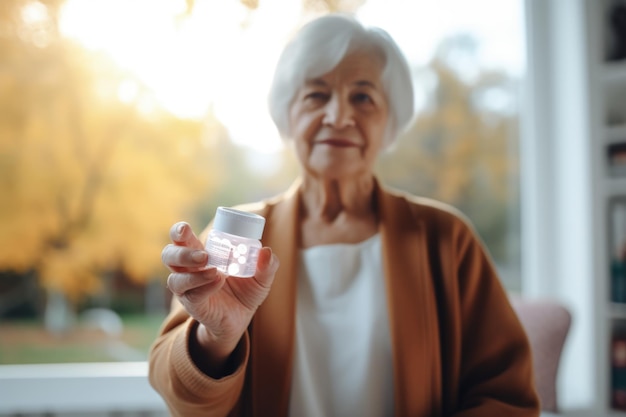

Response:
(161, 221), (280, 376)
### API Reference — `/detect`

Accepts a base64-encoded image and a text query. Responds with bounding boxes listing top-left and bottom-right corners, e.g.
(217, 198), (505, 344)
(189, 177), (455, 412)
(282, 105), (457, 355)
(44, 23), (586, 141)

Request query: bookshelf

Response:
(593, 0), (626, 413)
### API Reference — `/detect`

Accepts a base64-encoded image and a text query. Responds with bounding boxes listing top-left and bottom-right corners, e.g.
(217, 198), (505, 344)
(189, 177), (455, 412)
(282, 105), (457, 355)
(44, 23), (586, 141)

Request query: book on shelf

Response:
(609, 142), (626, 177)
(613, 333), (626, 410)
(611, 199), (626, 303)
(606, 0), (626, 62)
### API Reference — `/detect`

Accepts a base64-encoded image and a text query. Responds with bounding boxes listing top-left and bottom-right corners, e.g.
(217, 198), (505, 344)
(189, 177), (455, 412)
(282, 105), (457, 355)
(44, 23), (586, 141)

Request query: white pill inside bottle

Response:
(205, 207), (266, 278)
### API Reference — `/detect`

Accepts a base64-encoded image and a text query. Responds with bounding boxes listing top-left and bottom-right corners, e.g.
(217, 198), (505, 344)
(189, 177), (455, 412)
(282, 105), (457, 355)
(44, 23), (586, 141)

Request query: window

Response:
(0, 0), (525, 367)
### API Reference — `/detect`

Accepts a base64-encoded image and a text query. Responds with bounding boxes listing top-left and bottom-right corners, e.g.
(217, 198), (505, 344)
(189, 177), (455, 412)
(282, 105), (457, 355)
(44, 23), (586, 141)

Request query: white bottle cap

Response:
(213, 207), (266, 239)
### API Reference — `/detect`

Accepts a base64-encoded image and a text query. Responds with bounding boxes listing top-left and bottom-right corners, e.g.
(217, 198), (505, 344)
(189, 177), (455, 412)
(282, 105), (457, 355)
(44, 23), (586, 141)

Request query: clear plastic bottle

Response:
(205, 207), (266, 278)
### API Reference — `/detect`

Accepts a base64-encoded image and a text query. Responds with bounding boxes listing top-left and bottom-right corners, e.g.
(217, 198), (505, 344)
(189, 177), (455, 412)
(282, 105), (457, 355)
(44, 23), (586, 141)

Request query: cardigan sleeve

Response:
(450, 219), (540, 416)
(148, 300), (249, 417)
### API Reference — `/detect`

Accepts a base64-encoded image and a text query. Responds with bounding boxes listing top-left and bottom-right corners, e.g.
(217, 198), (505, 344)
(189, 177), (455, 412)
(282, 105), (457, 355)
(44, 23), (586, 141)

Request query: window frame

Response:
(0, 362), (167, 414)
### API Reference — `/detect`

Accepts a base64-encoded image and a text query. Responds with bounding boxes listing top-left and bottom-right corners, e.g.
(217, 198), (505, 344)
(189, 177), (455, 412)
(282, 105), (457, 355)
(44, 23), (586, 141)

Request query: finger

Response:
(162, 243), (208, 270)
(166, 269), (224, 297)
(180, 280), (225, 305)
(253, 247), (280, 289)
(170, 222), (205, 250)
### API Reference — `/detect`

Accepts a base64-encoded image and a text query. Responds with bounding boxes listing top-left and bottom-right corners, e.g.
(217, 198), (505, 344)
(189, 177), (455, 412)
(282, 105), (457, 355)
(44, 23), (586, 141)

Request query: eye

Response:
(352, 92), (373, 104)
(304, 91), (329, 102)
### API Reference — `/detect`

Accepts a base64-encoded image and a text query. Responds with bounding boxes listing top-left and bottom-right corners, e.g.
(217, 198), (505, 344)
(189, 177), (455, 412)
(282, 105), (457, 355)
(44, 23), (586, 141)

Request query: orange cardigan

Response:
(148, 180), (540, 417)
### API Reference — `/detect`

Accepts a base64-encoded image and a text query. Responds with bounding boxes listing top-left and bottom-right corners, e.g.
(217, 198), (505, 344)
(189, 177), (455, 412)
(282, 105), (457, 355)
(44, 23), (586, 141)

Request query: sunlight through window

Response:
(0, 0), (525, 367)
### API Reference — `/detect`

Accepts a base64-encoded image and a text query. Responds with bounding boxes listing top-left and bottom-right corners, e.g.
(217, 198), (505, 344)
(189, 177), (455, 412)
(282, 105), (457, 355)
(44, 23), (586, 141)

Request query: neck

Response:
(300, 174), (376, 222)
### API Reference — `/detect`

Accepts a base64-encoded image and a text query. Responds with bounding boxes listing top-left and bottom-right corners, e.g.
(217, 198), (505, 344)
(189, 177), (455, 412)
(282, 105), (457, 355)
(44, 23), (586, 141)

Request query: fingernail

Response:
(177, 224), (185, 235)
(191, 250), (207, 263)
(258, 247), (272, 270)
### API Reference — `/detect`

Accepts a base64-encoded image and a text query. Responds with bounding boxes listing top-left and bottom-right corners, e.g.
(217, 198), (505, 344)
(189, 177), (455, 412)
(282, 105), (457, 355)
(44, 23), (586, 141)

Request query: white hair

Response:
(268, 14), (415, 148)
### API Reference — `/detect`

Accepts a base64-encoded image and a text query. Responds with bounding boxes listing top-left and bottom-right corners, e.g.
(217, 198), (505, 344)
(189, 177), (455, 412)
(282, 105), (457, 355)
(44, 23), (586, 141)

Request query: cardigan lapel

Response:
(249, 180), (301, 417)
(377, 185), (443, 417)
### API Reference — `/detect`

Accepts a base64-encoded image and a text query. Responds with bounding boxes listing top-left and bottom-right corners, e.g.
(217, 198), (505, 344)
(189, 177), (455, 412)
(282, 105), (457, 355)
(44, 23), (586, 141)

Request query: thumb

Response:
(170, 221), (205, 250)
(254, 247), (280, 288)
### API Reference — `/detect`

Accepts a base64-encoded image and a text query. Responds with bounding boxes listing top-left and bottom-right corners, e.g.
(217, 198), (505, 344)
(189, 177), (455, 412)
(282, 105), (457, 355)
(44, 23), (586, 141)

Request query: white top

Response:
(288, 234), (394, 417)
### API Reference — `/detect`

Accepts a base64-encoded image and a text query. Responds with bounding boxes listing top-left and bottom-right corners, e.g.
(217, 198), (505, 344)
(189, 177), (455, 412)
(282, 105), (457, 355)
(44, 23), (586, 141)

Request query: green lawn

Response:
(0, 313), (166, 364)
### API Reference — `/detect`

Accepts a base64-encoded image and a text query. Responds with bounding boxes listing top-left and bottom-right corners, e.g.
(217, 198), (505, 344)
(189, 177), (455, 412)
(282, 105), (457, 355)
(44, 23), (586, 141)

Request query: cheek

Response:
(290, 112), (321, 142)
(289, 113), (316, 162)
(363, 115), (387, 142)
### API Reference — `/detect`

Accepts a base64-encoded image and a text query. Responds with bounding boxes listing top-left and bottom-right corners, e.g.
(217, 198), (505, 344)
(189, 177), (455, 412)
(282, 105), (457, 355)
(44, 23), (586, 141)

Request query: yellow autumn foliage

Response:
(0, 2), (222, 302)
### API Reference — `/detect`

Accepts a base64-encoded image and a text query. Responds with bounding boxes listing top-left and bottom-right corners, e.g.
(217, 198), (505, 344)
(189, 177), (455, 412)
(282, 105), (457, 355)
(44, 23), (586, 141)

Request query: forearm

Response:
(148, 311), (249, 417)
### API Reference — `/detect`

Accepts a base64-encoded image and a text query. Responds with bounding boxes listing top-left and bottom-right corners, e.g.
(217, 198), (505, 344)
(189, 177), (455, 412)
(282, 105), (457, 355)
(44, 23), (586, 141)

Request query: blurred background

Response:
(0, 0), (524, 412)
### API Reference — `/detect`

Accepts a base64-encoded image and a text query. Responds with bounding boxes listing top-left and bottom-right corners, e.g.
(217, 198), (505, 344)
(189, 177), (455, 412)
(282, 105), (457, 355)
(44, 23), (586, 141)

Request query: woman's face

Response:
(288, 50), (389, 181)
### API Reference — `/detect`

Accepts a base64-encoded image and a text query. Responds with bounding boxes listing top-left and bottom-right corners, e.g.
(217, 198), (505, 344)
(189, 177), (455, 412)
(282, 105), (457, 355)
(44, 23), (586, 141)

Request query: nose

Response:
(322, 95), (355, 128)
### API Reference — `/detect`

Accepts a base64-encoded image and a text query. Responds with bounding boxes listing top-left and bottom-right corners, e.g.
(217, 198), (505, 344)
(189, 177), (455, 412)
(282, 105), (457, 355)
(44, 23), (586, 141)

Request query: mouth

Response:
(316, 138), (360, 148)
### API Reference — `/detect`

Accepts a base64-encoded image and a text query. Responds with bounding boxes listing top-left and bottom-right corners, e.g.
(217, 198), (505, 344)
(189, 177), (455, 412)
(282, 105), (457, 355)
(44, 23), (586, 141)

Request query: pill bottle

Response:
(205, 206), (266, 278)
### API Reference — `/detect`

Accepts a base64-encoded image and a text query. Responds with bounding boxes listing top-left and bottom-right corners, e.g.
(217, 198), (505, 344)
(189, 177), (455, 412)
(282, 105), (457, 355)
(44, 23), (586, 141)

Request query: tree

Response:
(377, 34), (521, 266)
(0, 0), (222, 322)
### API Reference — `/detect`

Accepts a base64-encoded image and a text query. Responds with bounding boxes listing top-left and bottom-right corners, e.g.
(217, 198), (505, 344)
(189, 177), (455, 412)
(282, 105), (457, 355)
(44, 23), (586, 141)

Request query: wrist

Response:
(190, 322), (239, 378)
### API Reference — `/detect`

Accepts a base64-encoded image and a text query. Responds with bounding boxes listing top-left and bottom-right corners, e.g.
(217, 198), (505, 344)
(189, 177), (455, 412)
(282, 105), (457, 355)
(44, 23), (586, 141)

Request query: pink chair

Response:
(509, 296), (572, 413)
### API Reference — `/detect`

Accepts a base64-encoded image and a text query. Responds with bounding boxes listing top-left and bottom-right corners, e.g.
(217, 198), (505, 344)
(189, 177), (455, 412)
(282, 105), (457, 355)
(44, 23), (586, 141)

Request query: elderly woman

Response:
(150, 13), (540, 417)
